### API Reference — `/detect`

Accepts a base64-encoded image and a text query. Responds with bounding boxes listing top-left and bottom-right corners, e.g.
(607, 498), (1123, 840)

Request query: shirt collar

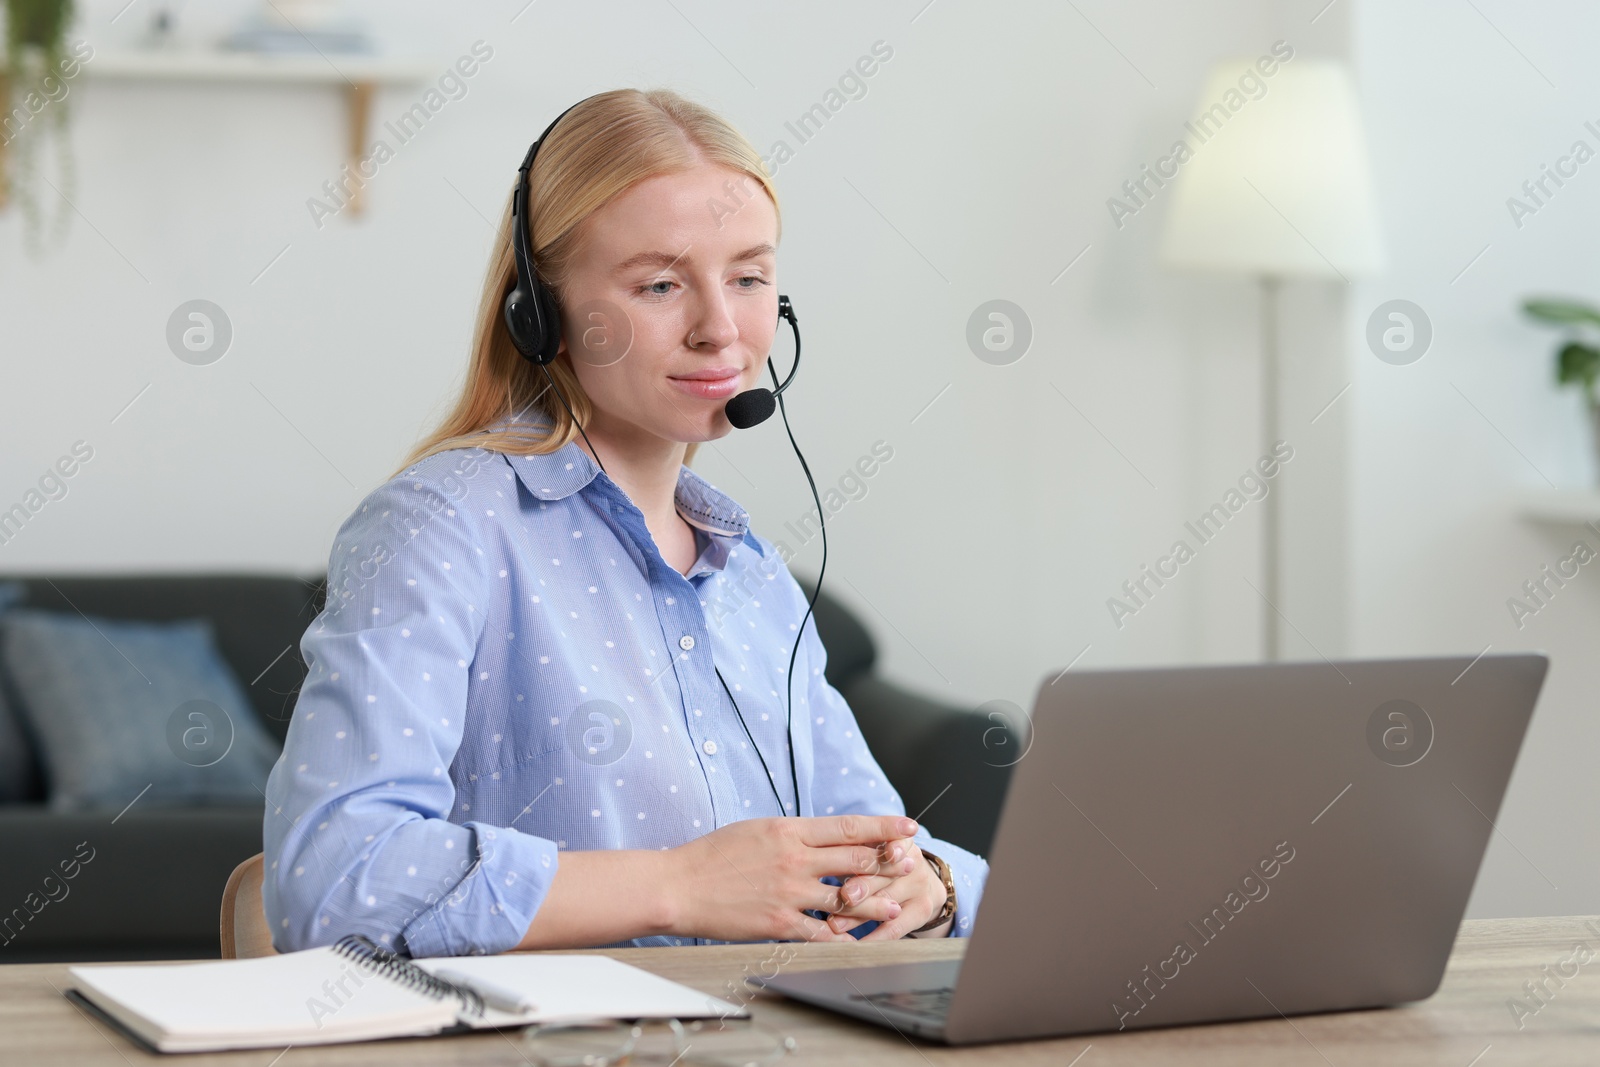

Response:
(488, 410), (760, 550)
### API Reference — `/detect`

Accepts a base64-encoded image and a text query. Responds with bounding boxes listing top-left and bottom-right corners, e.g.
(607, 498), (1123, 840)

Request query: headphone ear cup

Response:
(503, 285), (541, 363)
(533, 280), (563, 364)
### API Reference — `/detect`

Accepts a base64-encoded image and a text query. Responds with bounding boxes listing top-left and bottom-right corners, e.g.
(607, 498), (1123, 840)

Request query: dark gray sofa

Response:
(0, 572), (1022, 963)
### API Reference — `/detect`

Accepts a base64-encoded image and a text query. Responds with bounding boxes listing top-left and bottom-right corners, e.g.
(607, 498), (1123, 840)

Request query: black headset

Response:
(503, 95), (825, 820)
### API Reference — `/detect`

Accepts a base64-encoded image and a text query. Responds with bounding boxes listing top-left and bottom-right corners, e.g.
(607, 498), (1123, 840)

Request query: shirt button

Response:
(703, 739), (717, 755)
(679, 635), (695, 651)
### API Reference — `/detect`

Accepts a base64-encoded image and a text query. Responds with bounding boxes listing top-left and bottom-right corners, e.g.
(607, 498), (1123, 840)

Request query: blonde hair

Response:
(392, 87), (781, 480)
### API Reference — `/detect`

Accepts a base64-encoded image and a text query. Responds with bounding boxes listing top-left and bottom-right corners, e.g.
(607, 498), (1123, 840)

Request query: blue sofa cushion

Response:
(0, 608), (280, 811)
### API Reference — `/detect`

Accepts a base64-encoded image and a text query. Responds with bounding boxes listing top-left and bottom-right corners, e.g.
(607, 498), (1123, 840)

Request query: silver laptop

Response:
(748, 653), (1549, 1045)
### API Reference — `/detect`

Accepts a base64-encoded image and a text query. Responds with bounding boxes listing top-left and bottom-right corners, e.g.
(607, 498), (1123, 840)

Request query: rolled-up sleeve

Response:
(791, 583), (990, 939)
(263, 474), (557, 957)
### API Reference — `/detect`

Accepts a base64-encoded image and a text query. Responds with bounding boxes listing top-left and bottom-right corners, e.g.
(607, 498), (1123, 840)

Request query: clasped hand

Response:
(665, 814), (948, 942)
(824, 830), (946, 940)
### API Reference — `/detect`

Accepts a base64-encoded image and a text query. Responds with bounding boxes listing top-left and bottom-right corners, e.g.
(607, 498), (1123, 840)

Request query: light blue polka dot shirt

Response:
(263, 412), (989, 956)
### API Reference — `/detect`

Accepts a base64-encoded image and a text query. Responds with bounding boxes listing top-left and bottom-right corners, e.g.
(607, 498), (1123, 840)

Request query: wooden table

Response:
(3, 916), (1598, 1065)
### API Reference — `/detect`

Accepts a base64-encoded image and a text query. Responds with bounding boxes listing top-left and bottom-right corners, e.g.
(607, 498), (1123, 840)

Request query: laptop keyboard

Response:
(849, 985), (955, 1020)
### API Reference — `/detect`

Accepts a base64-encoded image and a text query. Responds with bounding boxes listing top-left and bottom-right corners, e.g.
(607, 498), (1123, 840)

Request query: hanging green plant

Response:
(2, 0), (79, 255)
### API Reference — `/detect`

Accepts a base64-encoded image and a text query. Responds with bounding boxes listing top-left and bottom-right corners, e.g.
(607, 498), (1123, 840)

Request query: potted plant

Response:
(1522, 296), (1600, 482)
(2, 0), (77, 254)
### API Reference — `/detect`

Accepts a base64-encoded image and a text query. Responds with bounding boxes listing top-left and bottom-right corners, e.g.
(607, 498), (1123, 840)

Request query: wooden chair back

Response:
(219, 852), (277, 959)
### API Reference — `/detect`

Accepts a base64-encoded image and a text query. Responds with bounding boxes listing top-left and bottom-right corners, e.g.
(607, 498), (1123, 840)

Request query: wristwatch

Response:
(910, 849), (957, 934)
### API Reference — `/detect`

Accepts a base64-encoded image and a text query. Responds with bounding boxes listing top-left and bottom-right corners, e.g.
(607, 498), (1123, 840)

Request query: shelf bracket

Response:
(344, 80), (375, 217)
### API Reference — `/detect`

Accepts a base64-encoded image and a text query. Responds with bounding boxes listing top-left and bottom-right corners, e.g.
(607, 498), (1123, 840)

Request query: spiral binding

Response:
(331, 934), (486, 1019)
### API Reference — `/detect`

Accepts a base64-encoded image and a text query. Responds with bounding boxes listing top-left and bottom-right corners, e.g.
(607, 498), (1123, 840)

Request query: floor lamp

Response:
(1158, 58), (1383, 660)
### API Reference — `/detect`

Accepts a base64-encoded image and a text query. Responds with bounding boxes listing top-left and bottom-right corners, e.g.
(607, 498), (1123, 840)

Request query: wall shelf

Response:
(83, 49), (440, 215)
(85, 50), (437, 84)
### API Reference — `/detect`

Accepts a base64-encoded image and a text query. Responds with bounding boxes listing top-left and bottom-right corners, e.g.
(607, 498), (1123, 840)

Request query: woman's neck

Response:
(572, 418), (688, 529)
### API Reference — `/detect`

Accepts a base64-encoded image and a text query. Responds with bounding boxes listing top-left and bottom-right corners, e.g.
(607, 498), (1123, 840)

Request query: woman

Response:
(263, 88), (989, 956)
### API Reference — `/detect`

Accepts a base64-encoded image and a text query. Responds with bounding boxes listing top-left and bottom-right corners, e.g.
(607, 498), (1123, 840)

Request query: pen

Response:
(432, 968), (537, 1015)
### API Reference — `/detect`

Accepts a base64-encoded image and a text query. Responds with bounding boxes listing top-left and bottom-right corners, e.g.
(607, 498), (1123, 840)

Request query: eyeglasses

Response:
(520, 1017), (797, 1067)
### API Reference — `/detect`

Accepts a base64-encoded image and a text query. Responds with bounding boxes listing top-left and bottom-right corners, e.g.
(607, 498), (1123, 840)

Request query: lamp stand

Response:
(1259, 274), (1281, 661)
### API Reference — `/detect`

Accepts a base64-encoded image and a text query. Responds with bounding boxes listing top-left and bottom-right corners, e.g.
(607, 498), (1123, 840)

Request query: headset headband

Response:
(511, 98), (588, 295)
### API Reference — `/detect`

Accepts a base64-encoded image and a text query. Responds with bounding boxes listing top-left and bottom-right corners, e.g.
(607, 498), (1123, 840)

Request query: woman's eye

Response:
(639, 276), (768, 296)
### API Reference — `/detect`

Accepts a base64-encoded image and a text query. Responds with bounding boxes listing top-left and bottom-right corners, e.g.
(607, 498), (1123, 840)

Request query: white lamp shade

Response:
(1158, 58), (1383, 279)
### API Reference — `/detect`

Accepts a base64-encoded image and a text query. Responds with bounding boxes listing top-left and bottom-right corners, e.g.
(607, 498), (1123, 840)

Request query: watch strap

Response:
(910, 849), (956, 934)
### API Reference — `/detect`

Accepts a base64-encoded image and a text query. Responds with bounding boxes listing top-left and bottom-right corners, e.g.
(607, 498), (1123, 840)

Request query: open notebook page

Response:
(69, 947), (461, 1053)
(413, 953), (750, 1026)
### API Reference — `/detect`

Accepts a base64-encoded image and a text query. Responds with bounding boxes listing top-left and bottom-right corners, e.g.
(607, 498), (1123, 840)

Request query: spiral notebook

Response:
(66, 934), (749, 1054)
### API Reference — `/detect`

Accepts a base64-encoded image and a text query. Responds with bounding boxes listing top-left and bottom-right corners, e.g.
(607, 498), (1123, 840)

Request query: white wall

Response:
(1, 0), (1591, 919)
(0, 0), (1296, 685)
(1351, 0), (1600, 918)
